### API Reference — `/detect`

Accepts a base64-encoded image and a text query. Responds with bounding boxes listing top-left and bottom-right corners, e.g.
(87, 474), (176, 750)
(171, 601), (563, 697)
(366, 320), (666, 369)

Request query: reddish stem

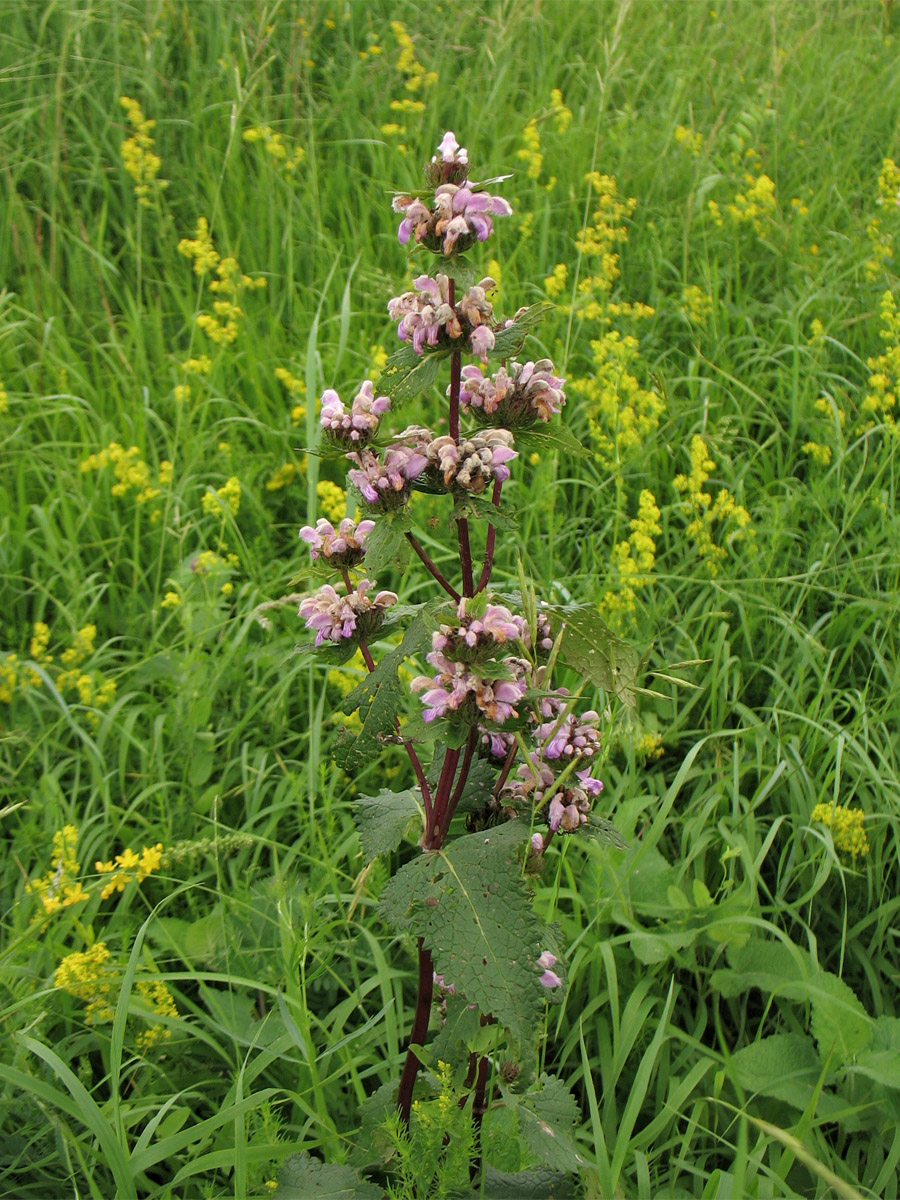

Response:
(406, 532), (461, 601)
(475, 477), (503, 594)
(428, 744), (461, 848)
(442, 727), (477, 831)
(457, 518), (475, 597)
(397, 939), (434, 1126)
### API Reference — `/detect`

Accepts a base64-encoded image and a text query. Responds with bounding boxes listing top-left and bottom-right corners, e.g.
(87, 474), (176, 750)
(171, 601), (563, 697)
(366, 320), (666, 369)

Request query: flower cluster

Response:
(411, 598), (529, 726)
(319, 381), (391, 447)
(393, 133), (512, 256)
(427, 429), (517, 493)
(810, 803), (870, 863)
(458, 360), (566, 427)
(119, 96), (167, 206)
(347, 442), (428, 510)
(298, 580), (398, 647)
(388, 273), (497, 360)
(299, 517), (375, 565)
(507, 755), (603, 840)
(25, 826), (90, 913)
(95, 842), (164, 899)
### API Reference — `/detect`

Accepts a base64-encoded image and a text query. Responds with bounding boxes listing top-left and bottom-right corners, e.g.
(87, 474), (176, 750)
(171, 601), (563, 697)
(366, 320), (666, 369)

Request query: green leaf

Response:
(491, 304), (553, 358)
(710, 936), (812, 1000)
(349, 1081), (398, 1169)
(429, 994), (486, 1076)
(377, 343), (444, 407)
(552, 605), (641, 706)
(729, 1033), (823, 1109)
(449, 1167), (581, 1199)
(512, 422), (590, 459)
(355, 788), (422, 862)
(273, 1151), (382, 1199)
(451, 492), (518, 532)
(851, 1016), (900, 1089)
(362, 514), (411, 579)
(441, 258), (476, 290)
(808, 970), (872, 1061)
(378, 821), (546, 1043)
(505, 1074), (586, 1175)
(586, 816), (629, 850)
(336, 614), (431, 771)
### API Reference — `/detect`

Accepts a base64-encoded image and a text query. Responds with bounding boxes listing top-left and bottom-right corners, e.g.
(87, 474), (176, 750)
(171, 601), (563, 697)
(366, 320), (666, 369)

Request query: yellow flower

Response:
(673, 436), (753, 576)
(202, 476), (241, 517)
(674, 125), (703, 155)
(55, 943), (117, 1024)
(544, 263), (568, 298)
(810, 803), (869, 862)
(119, 96), (167, 206)
(316, 480), (347, 523)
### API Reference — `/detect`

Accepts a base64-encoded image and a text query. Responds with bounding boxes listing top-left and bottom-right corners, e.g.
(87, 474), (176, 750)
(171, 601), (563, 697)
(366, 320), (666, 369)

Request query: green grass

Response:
(2, 0), (900, 1195)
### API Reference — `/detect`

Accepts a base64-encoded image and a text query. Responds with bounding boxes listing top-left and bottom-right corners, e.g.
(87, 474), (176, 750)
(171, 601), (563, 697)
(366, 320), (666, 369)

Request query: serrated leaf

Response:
(505, 1074), (586, 1175)
(709, 936), (812, 1000)
(452, 493), (518, 532)
(377, 343), (444, 407)
(429, 994), (486, 1076)
(850, 1016), (900, 1089)
(449, 1167), (580, 1199)
(512, 422), (589, 459)
(355, 788), (422, 863)
(441, 258), (476, 290)
(808, 969), (872, 1061)
(729, 1034), (823, 1109)
(273, 1151), (383, 1199)
(552, 605), (641, 706)
(336, 613), (431, 771)
(378, 821), (545, 1043)
(362, 515), (411, 579)
(349, 1081), (399, 1170)
(586, 816), (629, 849)
(491, 304), (553, 358)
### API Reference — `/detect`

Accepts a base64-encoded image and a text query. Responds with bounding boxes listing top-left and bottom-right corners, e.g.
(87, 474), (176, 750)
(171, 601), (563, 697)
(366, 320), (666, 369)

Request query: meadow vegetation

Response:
(1, 1), (899, 1196)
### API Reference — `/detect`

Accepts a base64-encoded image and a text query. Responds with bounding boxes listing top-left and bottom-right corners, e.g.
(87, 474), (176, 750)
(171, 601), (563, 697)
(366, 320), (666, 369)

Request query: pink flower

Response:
(298, 579), (397, 646)
(299, 517), (375, 564)
(540, 969), (562, 989)
(319, 382), (390, 447)
(458, 359), (566, 426)
(346, 443), (428, 510)
(426, 430), (516, 493)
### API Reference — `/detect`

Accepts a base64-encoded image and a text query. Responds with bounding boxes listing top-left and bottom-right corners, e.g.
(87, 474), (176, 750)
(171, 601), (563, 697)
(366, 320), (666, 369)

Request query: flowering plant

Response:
(290, 133), (640, 1197)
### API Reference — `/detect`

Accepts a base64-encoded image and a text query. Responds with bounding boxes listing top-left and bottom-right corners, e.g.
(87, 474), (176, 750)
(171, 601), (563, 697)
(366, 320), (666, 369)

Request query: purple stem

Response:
(406, 532), (461, 601)
(397, 938), (434, 1126)
(475, 476), (503, 594)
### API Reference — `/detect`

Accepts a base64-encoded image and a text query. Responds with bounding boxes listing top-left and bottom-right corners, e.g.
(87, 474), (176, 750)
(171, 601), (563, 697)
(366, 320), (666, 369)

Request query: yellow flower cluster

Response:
(601, 489), (662, 629)
(574, 173), (636, 300)
(391, 20), (437, 93)
(680, 284), (713, 327)
(55, 943), (118, 1024)
(518, 119), (543, 182)
(119, 96), (167, 207)
(544, 263), (568, 299)
(136, 977), (179, 1048)
(865, 158), (900, 280)
(55, 942), (180, 1042)
(95, 843), (164, 899)
(674, 436), (753, 576)
(802, 440), (832, 466)
(0, 379), (7, 414)
(674, 125), (703, 155)
(810, 803), (869, 862)
(570, 330), (664, 470)
(25, 826), (90, 914)
(275, 366), (307, 423)
(3, 623), (115, 724)
(81, 442), (172, 504)
(60, 623), (95, 666)
(201, 476), (241, 518)
(177, 219), (266, 352)
(242, 125), (305, 173)
(266, 463), (301, 491)
(549, 88), (572, 132)
(316, 479), (348, 523)
(192, 548), (240, 575)
(725, 173), (776, 237)
(860, 289), (900, 435)
(358, 29), (382, 60)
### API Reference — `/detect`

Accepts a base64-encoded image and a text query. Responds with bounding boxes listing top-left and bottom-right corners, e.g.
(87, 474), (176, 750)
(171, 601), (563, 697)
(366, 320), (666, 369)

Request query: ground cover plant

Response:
(1, 1), (899, 1196)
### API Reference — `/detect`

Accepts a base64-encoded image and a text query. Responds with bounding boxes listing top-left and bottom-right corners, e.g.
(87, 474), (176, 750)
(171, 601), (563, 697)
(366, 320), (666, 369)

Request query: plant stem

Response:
(475, 477), (502, 593)
(397, 938), (434, 1126)
(468, 1050), (491, 1184)
(406, 532), (461, 601)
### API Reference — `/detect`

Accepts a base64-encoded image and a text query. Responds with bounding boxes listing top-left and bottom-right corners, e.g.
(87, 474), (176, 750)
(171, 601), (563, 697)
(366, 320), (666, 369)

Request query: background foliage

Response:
(1, 1), (899, 1195)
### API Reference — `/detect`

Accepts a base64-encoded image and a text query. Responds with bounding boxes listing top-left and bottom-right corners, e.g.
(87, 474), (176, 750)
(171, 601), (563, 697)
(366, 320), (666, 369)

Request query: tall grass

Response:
(2, 1), (899, 1195)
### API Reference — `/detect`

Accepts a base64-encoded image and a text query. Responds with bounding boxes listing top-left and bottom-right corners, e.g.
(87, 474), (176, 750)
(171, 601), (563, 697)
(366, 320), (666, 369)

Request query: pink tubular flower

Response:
(540, 968), (563, 989)
(432, 597), (527, 662)
(346, 443), (428, 510)
(426, 429), (516, 493)
(535, 707), (601, 761)
(458, 359), (566, 427)
(410, 655), (528, 726)
(319, 382), (390, 447)
(299, 517), (375, 565)
(298, 579), (397, 647)
(387, 274), (497, 360)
